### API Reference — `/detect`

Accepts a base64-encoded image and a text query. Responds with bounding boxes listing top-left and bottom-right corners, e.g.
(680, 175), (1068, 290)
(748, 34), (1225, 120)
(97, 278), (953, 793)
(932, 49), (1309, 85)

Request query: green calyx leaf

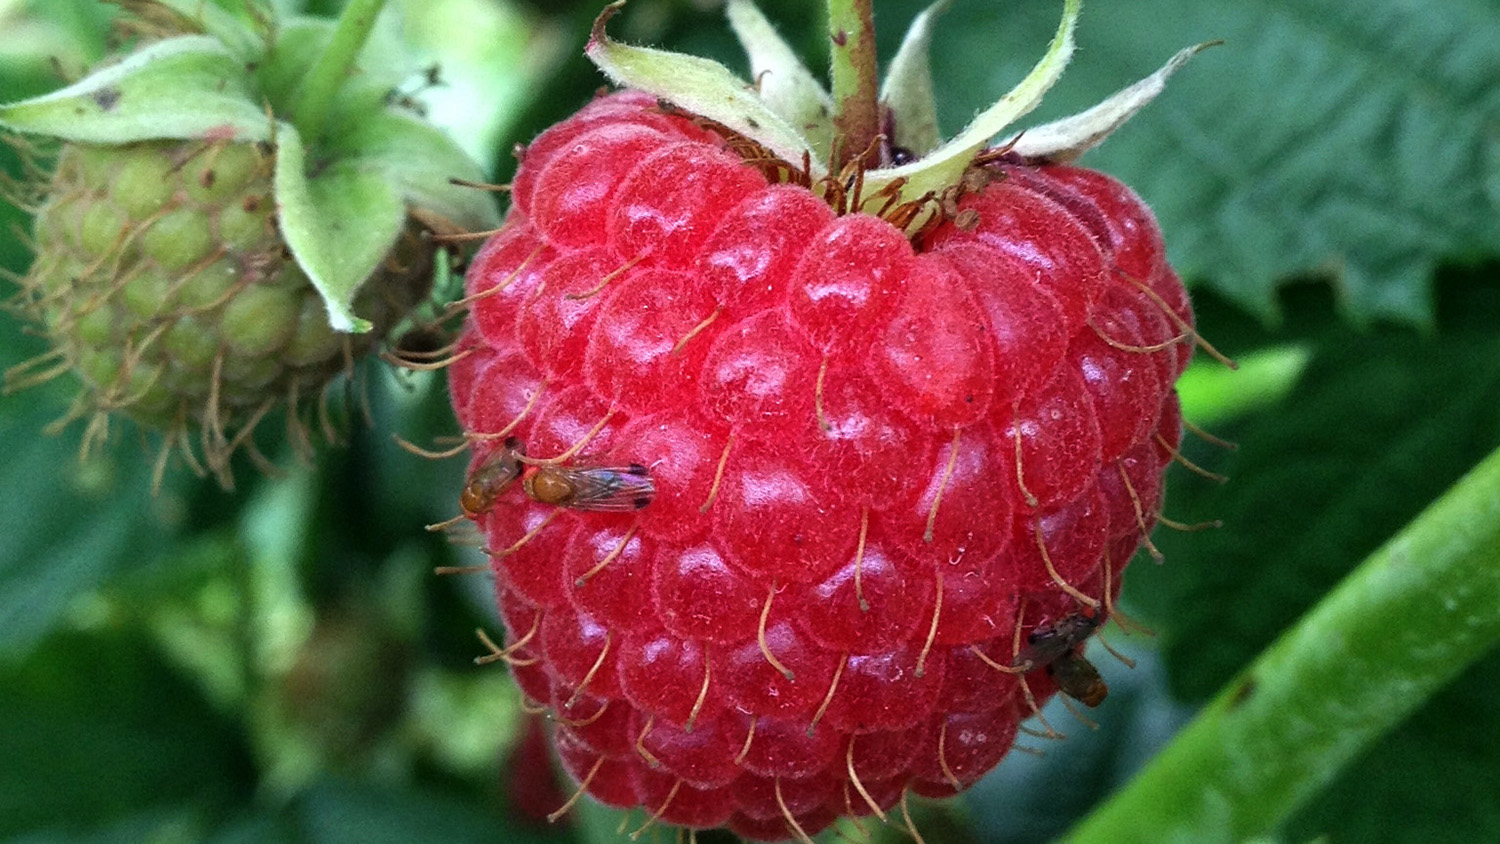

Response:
(277, 104), (499, 334)
(858, 0), (1080, 213)
(0, 36), (273, 144)
(323, 109), (501, 235)
(726, 0), (833, 163)
(287, 0), (407, 146)
(586, 1), (825, 177)
(113, 0), (265, 60)
(879, 0), (950, 158)
(255, 16), (412, 139)
(1008, 41), (1220, 163)
(587, 0), (1210, 236)
(274, 123), (405, 335)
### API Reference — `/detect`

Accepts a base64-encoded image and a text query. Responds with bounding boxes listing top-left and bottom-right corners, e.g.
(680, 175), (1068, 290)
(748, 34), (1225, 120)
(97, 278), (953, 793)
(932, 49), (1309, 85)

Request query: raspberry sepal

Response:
(0, 37), (270, 144)
(878, 0), (945, 157)
(587, 0), (1215, 232)
(724, 0), (834, 162)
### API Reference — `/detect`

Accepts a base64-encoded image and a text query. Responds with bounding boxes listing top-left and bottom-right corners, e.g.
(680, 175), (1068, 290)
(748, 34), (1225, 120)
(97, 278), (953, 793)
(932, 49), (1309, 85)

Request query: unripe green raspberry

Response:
(12, 139), (433, 482)
(2, 0), (499, 487)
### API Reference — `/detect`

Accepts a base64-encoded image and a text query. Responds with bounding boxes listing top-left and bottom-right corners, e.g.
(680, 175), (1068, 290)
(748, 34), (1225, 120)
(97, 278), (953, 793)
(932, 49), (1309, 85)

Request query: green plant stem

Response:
(1176, 345), (1311, 426)
(827, 0), (879, 172)
(1062, 444), (1500, 843)
(290, 0), (388, 146)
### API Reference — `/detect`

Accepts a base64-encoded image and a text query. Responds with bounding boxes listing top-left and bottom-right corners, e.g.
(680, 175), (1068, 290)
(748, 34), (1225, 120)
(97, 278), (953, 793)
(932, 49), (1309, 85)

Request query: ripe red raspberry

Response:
(445, 86), (1193, 840)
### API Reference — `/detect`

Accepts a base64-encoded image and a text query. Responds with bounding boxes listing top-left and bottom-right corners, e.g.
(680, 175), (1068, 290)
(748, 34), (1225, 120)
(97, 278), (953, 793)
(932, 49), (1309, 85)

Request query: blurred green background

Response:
(1, 1), (1498, 842)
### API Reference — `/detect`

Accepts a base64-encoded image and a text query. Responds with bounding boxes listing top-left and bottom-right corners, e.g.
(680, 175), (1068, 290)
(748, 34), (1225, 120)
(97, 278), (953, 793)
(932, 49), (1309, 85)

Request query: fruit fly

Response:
(1046, 651), (1108, 707)
(521, 460), (655, 512)
(1012, 606), (1109, 707)
(459, 437), (525, 518)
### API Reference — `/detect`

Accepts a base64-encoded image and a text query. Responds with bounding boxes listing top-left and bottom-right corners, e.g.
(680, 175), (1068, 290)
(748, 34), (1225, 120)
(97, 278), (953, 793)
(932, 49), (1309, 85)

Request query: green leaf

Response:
(1175, 344), (1311, 426)
(0, 331), (194, 655)
(2, 809), (206, 844)
(585, 2), (823, 176)
(726, 0), (834, 162)
(255, 19), (337, 114)
(324, 109), (501, 232)
(290, 0), (392, 145)
(0, 36), (272, 144)
(205, 814), (297, 844)
(0, 468), (162, 655)
(928, 0), (1500, 324)
(256, 16), (411, 126)
(206, 779), (571, 844)
(0, 630), (255, 837)
(274, 123), (407, 334)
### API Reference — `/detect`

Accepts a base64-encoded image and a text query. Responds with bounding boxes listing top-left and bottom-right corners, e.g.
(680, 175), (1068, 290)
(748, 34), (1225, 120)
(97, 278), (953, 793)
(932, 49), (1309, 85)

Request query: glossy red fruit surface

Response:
(451, 91), (1188, 841)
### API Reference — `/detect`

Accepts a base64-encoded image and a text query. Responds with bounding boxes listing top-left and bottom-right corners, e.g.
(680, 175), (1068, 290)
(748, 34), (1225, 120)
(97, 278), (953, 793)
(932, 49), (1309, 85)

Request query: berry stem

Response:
(290, 0), (390, 146)
(1061, 444), (1500, 843)
(827, 0), (880, 172)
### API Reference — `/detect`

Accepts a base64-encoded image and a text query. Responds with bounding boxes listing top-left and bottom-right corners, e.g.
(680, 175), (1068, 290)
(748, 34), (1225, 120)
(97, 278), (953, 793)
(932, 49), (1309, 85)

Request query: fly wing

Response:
(1012, 611), (1101, 670)
(559, 465), (656, 512)
(474, 449), (523, 489)
(1012, 629), (1076, 671)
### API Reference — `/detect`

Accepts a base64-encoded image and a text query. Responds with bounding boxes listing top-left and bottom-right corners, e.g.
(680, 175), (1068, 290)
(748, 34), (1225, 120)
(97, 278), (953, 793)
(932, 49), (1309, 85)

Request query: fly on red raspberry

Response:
(1014, 605), (1110, 708)
(520, 460), (657, 512)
